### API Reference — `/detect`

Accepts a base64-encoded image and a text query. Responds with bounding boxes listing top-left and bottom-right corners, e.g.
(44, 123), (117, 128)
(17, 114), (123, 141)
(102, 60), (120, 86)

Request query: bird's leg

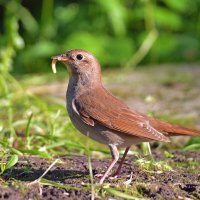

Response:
(99, 144), (119, 184)
(111, 146), (131, 178)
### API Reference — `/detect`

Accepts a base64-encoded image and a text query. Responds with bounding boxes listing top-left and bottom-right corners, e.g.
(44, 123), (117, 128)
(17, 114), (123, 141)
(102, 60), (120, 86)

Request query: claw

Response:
(94, 173), (104, 178)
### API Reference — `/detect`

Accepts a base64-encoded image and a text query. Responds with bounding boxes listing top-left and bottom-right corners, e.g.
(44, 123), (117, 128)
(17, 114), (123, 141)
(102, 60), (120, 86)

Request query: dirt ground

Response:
(0, 150), (200, 200)
(1, 65), (199, 199)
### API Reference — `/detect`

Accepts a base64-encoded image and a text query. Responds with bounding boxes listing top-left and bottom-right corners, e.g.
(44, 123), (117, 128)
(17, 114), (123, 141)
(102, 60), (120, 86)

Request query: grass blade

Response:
(40, 178), (88, 191)
(5, 154), (18, 170)
(105, 188), (144, 200)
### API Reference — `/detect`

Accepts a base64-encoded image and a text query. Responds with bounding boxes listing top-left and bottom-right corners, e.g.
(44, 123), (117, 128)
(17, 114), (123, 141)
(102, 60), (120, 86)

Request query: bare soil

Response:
(1, 65), (199, 199)
(1, 150), (200, 200)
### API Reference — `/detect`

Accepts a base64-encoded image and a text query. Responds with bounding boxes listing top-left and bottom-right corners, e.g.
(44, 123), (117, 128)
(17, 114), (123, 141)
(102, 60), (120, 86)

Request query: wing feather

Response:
(150, 118), (200, 136)
(73, 87), (169, 142)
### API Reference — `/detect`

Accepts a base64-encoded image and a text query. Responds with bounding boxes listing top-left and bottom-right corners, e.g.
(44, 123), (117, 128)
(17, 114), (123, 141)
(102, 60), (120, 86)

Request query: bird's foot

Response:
(108, 172), (120, 179)
(95, 173), (119, 179)
(94, 173), (104, 178)
(94, 173), (118, 183)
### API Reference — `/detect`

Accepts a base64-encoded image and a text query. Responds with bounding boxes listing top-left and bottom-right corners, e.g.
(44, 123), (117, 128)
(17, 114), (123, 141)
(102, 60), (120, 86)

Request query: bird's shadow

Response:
(2, 168), (89, 182)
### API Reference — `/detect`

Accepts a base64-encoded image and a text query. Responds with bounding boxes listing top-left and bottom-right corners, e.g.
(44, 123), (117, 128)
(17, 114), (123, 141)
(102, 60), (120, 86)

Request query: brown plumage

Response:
(149, 118), (200, 136)
(74, 87), (170, 142)
(51, 49), (200, 184)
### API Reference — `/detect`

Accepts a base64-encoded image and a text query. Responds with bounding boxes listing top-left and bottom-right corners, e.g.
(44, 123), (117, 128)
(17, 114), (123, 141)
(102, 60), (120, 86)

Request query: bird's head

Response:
(51, 49), (101, 83)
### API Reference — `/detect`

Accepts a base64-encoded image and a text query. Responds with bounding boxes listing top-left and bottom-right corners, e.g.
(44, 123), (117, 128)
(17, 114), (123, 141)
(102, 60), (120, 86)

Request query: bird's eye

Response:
(76, 54), (83, 60)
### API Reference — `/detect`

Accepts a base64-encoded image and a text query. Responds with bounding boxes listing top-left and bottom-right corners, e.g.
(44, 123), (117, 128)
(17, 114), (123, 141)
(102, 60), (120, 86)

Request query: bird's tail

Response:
(150, 118), (200, 136)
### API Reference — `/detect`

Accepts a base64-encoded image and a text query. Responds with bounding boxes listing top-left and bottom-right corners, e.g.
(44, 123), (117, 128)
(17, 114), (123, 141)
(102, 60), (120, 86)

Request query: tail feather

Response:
(149, 118), (200, 137)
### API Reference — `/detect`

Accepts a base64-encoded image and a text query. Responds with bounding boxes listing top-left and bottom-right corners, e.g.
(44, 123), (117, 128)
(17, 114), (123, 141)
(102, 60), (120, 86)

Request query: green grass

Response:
(0, 71), (108, 157)
(0, 70), (200, 199)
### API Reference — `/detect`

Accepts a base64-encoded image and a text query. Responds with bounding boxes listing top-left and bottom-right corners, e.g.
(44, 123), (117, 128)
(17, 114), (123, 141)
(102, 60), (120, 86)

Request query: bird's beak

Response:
(51, 54), (70, 74)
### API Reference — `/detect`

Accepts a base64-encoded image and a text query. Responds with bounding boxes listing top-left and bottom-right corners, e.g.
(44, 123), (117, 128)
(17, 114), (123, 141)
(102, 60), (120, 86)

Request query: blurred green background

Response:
(1, 0), (200, 74)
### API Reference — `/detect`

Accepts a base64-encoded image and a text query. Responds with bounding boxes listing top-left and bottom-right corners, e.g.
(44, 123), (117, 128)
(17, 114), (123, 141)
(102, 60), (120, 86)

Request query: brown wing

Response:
(149, 118), (200, 136)
(74, 87), (170, 142)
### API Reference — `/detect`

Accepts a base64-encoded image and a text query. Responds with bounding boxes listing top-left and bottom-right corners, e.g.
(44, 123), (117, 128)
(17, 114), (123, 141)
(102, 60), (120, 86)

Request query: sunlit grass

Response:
(0, 72), (109, 162)
(0, 69), (200, 199)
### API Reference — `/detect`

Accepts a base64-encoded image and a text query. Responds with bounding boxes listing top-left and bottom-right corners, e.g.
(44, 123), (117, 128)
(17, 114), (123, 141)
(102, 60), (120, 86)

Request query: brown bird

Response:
(51, 49), (200, 184)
